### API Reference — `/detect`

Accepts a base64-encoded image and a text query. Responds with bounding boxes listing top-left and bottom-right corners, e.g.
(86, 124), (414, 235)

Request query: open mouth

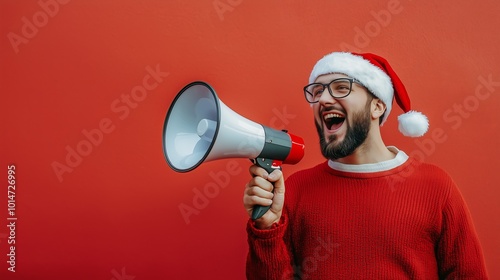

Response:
(323, 113), (345, 131)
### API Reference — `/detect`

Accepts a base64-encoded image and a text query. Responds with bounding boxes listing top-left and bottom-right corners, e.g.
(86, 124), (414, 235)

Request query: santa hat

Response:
(308, 52), (429, 137)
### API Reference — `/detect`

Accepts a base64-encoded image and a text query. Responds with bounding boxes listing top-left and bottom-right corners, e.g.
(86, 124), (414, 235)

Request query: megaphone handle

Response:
(251, 158), (282, 220)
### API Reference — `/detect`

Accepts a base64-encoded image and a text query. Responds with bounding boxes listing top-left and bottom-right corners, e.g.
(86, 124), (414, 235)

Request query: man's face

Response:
(312, 73), (373, 160)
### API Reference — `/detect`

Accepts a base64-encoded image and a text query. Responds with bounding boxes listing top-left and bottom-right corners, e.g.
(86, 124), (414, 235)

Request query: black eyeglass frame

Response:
(303, 78), (363, 104)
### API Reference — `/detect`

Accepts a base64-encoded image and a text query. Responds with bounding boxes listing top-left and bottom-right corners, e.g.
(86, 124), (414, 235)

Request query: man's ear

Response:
(371, 98), (386, 120)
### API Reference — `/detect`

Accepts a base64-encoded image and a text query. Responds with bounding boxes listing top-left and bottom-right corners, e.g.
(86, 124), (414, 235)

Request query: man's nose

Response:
(318, 88), (337, 105)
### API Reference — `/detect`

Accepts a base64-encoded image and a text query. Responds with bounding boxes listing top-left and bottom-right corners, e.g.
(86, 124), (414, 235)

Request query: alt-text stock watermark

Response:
(7, 0), (71, 54)
(339, 0), (408, 52)
(51, 64), (169, 182)
(386, 74), (500, 191)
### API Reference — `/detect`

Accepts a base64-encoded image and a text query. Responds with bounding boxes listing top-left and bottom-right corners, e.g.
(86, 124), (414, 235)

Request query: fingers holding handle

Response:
(251, 158), (283, 220)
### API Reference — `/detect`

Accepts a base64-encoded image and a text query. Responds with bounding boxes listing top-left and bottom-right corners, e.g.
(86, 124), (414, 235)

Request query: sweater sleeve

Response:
(246, 214), (295, 280)
(436, 183), (488, 279)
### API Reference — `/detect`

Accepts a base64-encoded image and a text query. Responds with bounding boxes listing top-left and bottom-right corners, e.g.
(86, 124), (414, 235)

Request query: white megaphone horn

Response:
(162, 81), (305, 219)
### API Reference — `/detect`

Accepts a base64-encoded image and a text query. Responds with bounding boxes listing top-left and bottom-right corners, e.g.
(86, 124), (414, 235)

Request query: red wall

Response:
(1, 1), (499, 279)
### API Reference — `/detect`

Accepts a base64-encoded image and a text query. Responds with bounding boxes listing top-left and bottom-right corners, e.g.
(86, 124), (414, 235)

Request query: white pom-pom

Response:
(398, 110), (429, 137)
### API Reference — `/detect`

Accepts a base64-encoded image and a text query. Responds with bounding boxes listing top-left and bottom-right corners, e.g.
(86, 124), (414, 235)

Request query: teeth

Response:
(324, 113), (343, 120)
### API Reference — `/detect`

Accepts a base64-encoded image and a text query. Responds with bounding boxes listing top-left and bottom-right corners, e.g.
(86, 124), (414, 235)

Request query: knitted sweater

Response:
(246, 149), (487, 279)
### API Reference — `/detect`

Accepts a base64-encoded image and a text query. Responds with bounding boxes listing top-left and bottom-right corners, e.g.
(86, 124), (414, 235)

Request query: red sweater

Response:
(246, 156), (488, 279)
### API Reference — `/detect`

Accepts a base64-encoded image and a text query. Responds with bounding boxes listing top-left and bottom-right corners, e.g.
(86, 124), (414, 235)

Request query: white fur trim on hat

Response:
(309, 52), (394, 125)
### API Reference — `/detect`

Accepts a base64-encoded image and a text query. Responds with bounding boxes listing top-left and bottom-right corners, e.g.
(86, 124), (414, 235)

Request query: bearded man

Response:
(243, 52), (488, 279)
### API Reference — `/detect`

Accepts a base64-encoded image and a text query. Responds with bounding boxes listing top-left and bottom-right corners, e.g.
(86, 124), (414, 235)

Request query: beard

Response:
(315, 102), (372, 160)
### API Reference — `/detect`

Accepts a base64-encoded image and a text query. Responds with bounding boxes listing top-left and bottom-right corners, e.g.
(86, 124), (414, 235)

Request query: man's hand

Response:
(243, 165), (285, 229)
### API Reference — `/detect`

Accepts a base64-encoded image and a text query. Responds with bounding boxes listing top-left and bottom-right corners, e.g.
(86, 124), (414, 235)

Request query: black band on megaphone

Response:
(257, 126), (292, 161)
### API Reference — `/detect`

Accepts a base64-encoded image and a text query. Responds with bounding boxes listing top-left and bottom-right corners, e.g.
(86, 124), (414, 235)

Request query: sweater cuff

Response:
(246, 215), (287, 239)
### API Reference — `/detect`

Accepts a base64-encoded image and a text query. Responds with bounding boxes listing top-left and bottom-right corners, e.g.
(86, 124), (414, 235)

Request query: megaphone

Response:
(162, 81), (305, 219)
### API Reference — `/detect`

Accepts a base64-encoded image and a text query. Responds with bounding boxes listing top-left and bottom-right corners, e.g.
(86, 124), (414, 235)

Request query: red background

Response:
(1, 0), (499, 279)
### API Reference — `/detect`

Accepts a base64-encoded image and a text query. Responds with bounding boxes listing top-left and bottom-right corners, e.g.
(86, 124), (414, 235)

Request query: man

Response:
(243, 52), (488, 279)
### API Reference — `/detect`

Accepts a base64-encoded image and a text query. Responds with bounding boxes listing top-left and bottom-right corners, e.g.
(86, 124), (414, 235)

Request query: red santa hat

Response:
(308, 52), (429, 137)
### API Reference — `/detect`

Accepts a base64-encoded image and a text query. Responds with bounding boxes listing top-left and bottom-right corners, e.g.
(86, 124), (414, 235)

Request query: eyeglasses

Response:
(304, 78), (360, 103)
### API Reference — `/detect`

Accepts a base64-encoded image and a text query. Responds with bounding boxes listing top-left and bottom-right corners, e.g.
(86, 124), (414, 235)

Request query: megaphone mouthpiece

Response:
(256, 126), (305, 165)
(284, 133), (305, 164)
